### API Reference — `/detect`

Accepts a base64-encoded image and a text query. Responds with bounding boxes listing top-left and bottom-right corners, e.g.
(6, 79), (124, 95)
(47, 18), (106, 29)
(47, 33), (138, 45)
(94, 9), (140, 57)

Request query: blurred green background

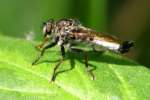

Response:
(0, 0), (149, 67)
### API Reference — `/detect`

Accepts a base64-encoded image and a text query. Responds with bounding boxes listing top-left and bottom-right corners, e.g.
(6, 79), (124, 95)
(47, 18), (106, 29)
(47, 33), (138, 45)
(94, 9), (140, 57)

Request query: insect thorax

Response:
(49, 19), (81, 46)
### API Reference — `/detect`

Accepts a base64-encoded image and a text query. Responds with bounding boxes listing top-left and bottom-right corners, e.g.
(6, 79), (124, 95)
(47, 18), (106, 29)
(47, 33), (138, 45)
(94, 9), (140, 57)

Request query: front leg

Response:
(32, 36), (59, 65)
(32, 42), (57, 65)
(35, 37), (49, 50)
(50, 44), (65, 82)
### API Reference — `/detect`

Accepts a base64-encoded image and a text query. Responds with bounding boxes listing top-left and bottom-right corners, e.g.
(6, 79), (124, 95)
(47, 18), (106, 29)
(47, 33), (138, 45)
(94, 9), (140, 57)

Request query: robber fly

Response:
(32, 18), (134, 82)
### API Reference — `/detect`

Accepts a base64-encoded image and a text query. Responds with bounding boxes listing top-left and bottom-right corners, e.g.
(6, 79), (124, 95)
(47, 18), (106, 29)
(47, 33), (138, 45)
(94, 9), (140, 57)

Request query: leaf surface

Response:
(0, 35), (150, 100)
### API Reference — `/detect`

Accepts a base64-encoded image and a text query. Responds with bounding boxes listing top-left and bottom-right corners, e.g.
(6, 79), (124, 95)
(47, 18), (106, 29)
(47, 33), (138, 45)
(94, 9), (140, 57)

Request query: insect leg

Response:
(70, 47), (95, 80)
(32, 42), (57, 65)
(35, 36), (49, 50)
(61, 45), (65, 58)
(50, 45), (65, 82)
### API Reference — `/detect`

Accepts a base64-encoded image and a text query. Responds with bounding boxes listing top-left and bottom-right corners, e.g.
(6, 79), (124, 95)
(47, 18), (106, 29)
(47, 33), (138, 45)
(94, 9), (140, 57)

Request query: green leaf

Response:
(0, 35), (150, 100)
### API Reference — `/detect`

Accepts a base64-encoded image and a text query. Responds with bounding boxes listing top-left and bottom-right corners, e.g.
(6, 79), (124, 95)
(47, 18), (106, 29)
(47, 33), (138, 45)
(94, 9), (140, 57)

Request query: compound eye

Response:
(42, 20), (54, 37)
(45, 22), (52, 33)
(42, 18), (54, 30)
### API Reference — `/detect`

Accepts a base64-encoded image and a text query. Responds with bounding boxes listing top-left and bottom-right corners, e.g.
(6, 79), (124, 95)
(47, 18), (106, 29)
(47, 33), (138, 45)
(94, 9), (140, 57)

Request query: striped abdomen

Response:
(70, 27), (134, 53)
(71, 28), (122, 51)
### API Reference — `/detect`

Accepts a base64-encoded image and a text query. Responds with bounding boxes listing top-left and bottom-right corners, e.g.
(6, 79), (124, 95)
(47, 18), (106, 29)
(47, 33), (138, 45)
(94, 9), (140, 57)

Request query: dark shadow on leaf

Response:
(54, 57), (75, 78)
(66, 50), (138, 66)
(33, 50), (138, 81)
(33, 59), (60, 65)
(52, 50), (139, 81)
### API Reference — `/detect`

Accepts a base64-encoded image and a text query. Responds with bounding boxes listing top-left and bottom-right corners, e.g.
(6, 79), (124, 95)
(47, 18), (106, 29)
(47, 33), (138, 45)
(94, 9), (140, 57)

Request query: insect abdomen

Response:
(91, 38), (121, 51)
(88, 31), (121, 51)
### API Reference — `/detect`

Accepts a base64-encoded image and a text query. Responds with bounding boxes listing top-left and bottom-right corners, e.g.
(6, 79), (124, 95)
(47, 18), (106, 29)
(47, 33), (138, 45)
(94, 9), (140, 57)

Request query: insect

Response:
(32, 18), (134, 82)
